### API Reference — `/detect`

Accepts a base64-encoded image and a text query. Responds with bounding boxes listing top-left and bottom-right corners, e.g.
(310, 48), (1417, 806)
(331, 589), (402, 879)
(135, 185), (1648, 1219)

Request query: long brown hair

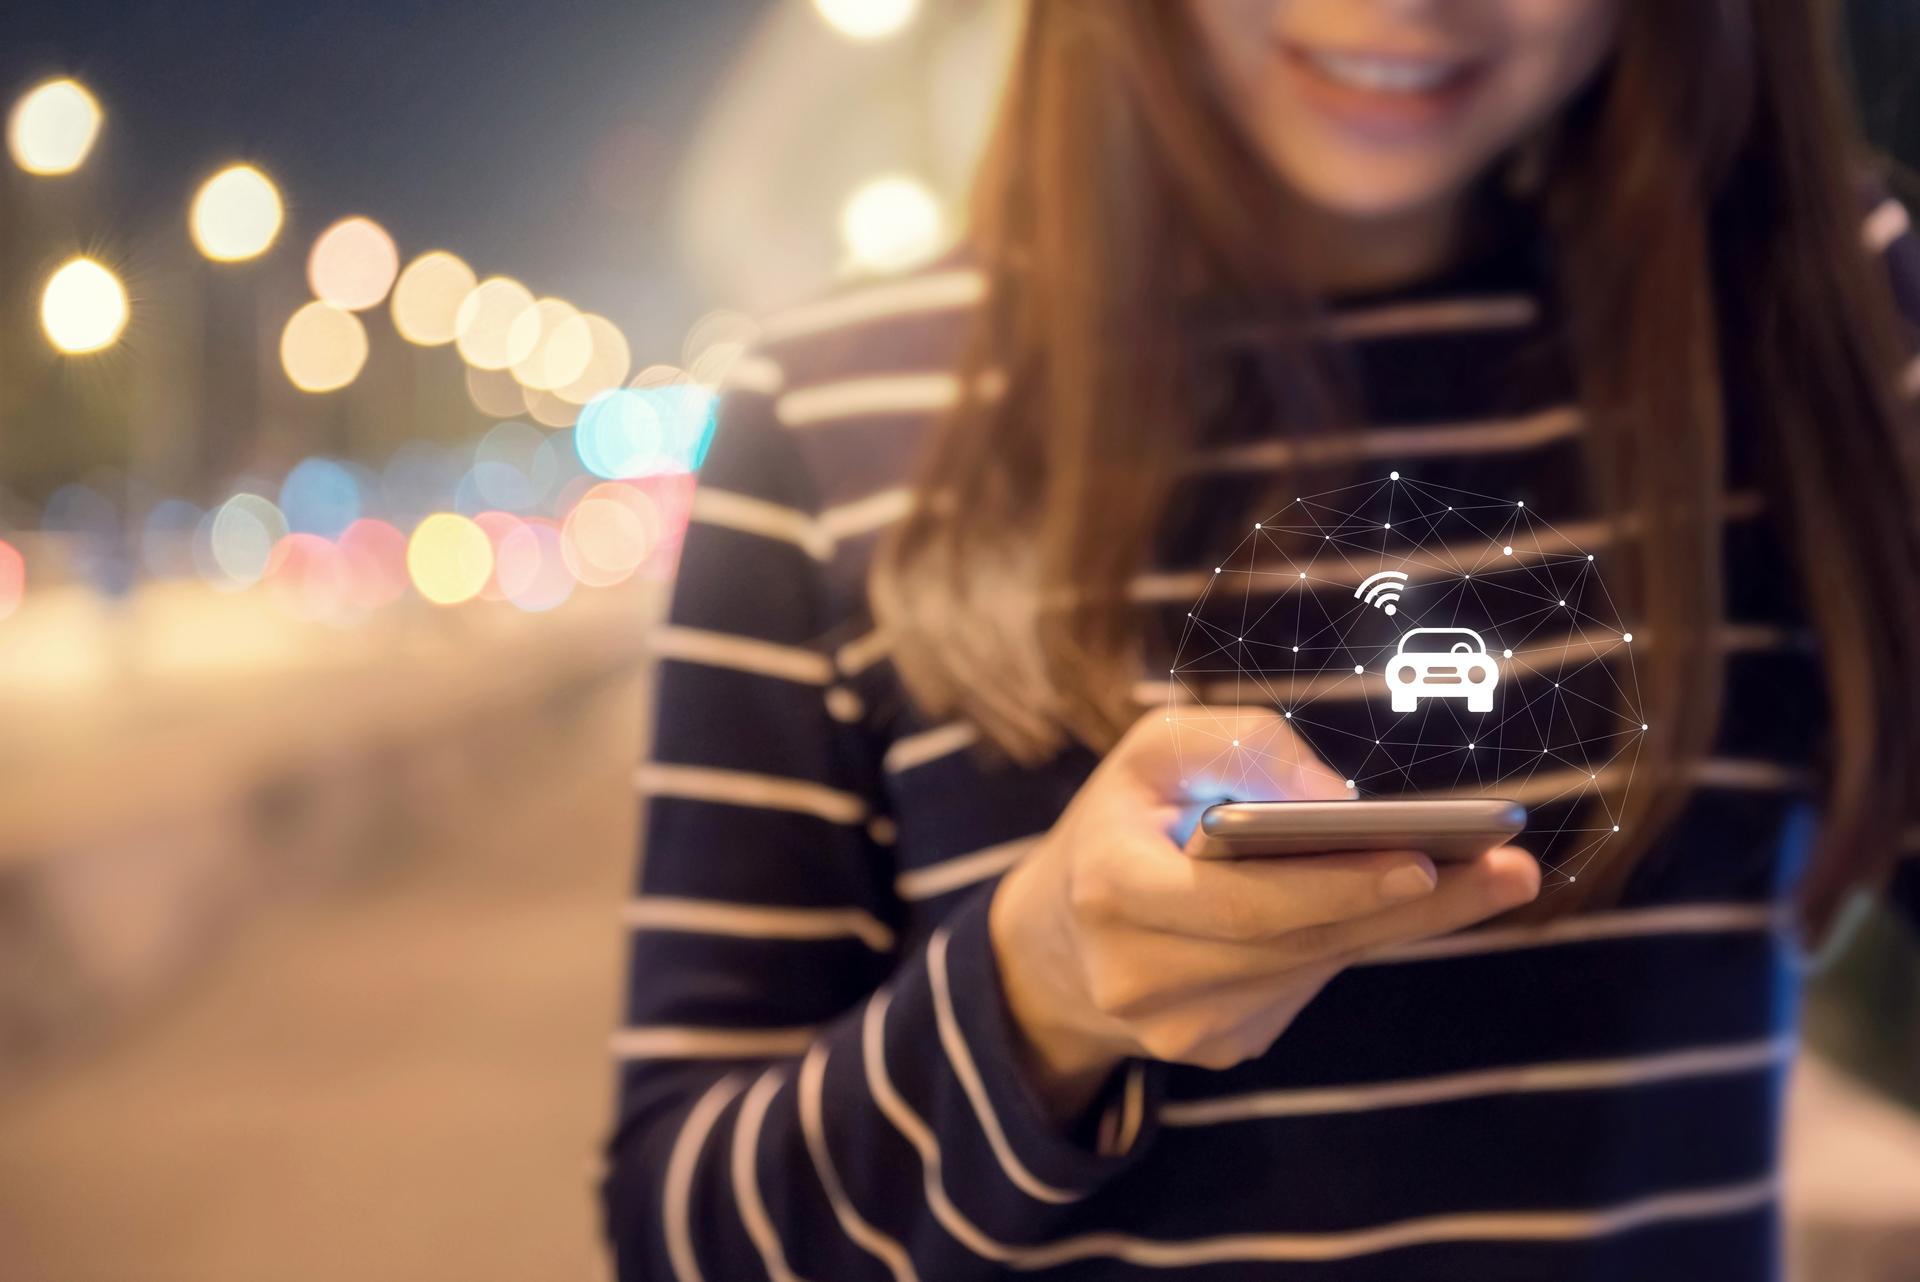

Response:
(870, 0), (1920, 932)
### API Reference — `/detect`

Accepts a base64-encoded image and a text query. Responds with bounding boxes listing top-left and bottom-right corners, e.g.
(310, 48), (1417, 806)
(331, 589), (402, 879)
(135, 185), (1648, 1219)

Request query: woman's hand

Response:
(988, 707), (1541, 1125)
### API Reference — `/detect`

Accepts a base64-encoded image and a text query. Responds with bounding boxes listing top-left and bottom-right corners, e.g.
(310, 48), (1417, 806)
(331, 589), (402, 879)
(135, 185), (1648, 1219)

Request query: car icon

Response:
(1386, 627), (1499, 713)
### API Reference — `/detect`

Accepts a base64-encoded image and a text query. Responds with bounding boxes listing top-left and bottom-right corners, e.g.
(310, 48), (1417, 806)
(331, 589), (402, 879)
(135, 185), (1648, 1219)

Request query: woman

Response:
(604, 2), (1920, 1278)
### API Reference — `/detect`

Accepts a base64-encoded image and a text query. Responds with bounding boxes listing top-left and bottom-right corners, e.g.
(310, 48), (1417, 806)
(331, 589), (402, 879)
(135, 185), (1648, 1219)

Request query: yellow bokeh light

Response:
(511, 298), (592, 391)
(280, 301), (368, 393)
(40, 257), (129, 354)
(813, 0), (919, 41)
(453, 276), (538, 370)
(555, 314), (632, 405)
(407, 512), (494, 606)
(840, 174), (944, 272)
(8, 78), (103, 176)
(392, 250), (476, 346)
(191, 164), (284, 262)
(308, 215), (400, 311)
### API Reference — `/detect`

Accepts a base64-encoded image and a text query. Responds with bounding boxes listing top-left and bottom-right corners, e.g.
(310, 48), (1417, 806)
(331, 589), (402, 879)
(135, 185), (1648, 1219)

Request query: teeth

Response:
(1306, 50), (1462, 93)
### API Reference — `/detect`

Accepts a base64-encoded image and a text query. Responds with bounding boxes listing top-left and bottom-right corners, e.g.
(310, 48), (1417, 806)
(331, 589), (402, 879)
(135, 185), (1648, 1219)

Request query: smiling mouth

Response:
(1286, 45), (1484, 95)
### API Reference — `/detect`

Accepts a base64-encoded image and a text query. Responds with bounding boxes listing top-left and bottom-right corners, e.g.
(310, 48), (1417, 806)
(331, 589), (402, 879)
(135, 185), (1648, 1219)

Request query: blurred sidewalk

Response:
(0, 656), (643, 1281)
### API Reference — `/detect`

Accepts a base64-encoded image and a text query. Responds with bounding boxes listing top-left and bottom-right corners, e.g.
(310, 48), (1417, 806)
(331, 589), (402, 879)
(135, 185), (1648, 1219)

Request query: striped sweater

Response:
(603, 184), (1920, 1281)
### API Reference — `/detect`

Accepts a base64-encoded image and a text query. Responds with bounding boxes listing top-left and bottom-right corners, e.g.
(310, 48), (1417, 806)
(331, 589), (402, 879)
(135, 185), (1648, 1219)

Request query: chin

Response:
(1273, 147), (1472, 222)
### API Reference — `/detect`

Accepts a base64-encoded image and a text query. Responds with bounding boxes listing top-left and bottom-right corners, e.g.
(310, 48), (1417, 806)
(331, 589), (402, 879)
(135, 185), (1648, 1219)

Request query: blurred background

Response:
(0, 2), (1915, 1279)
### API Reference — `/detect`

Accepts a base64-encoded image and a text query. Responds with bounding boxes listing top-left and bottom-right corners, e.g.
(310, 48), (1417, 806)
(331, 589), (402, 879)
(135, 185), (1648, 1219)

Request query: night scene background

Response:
(0, 2), (1916, 1278)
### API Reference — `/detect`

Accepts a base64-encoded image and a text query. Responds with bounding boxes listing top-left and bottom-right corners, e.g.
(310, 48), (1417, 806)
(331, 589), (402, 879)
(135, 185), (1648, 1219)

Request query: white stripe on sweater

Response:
(1864, 196), (1911, 253)
(894, 837), (1039, 902)
(651, 626), (834, 686)
(664, 1074), (745, 1282)
(1160, 1036), (1794, 1125)
(884, 722), (980, 774)
(778, 374), (963, 428)
(928, 928), (1082, 1204)
(798, 1042), (922, 1282)
(623, 896), (895, 953)
(732, 1069), (813, 1282)
(1363, 901), (1789, 966)
(1198, 406), (1582, 474)
(637, 762), (869, 825)
(612, 1025), (817, 1061)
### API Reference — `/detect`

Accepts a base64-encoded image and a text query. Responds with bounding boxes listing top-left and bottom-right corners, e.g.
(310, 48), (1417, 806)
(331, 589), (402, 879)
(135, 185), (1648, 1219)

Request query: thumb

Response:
(1111, 705), (1351, 804)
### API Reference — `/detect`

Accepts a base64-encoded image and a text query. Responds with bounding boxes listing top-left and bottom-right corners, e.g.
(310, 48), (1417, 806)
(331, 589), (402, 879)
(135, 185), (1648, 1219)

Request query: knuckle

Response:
(1064, 851), (1125, 922)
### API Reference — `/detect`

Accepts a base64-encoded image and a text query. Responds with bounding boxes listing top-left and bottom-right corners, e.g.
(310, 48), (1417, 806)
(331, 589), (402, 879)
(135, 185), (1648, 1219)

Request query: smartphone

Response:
(1192, 798), (1527, 861)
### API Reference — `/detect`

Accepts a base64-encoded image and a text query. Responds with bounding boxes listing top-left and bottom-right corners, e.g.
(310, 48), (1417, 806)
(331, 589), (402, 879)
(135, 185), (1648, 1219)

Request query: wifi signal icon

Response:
(1355, 570), (1410, 616)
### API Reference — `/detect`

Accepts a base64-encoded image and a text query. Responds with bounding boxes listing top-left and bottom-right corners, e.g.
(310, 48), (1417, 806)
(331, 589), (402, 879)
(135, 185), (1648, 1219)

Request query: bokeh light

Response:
(561, 482), (659, 587)
(40, 257), (129, 354)
(465, 365), (527, 419)
(280, 457), (364, 537)
(7, 77), (103, 176)
(510, 298), (592, 391)
(407, 512), (493, 606)
(576, 389), (661, 479)
(840, 174), (943, 271)
(555, 314), (633, 405)
(813, 0), (919, 41)
(470, 510), (524, 601)
(392, 250), (477, 346)
(308, 216), (400, 311)
(190, 164), (284, 262)
(264, 532), (349, 623)
(280, 301), (369, 393)
(208, 493), (289, 587)
(338, 518), (410, 611)
(0, 539), (24, 621)
(496, 519), (574, 613)
(453, 276), (538, 370)
(520, 384), (581, 429)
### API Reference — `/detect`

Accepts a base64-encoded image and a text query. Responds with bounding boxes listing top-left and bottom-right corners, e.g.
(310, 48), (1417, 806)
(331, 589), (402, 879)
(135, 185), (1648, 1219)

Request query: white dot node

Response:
(1558, 600), (1567, 607)
(1569, 876), (1577, 883)
(1468, 743), (1476, 750)
(1345, 779), (1356, 789)
(1284, 712), (1292, 720)
(1384, 604), (1397, 616)
(1587, 554), (1595, 561)
(1214, 567), (1221, 574)
(1390, 471), (1400, 480)
(1623, 632), (1633, 643)
(1641, 723), (1649, 731)
(1299, 572), (1307, 579)
(1503, 648), (1513, 658)
(1503, 546), (1513, 556)
(1292, 646), (1299, 653)
(1353, 665), (1364, 674)
(1517, 501), (1526, 508)
(1383, 522), (1392, 529)
(1232, 739), (1240, 747)
(1613, 825), (1621, 832)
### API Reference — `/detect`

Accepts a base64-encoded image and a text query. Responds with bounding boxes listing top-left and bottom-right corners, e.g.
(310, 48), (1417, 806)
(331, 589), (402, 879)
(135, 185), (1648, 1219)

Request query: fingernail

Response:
(1378, 861), (1437, 902)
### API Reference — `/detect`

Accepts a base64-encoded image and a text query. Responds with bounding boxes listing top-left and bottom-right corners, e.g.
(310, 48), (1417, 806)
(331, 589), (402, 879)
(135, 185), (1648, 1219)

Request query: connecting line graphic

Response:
(1166, 473), (1653, 892)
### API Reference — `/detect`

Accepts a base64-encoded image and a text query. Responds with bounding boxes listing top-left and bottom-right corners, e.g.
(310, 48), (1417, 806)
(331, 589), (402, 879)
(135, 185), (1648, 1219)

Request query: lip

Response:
(1279, 42), (1491, 144)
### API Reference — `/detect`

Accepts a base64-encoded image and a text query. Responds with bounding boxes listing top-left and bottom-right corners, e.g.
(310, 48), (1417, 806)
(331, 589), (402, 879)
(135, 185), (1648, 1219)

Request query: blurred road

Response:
(0, 666), (641, 1282)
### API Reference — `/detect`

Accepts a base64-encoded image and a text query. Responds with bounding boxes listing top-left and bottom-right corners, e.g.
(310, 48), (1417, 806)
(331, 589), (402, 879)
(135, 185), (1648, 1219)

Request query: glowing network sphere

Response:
(280, 301), (369, 393)
(392, 250), (478, 346)
(840, 175), (944, 273)
(813, 0), (919, 41)
(7, 78), (103, 175)
(40, 257), (129, 354)
(1166, 475), (1645, 892)
(308, 216), (400, 311)
(191, 164), (283, 262)
(407, 512), (494, 605)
